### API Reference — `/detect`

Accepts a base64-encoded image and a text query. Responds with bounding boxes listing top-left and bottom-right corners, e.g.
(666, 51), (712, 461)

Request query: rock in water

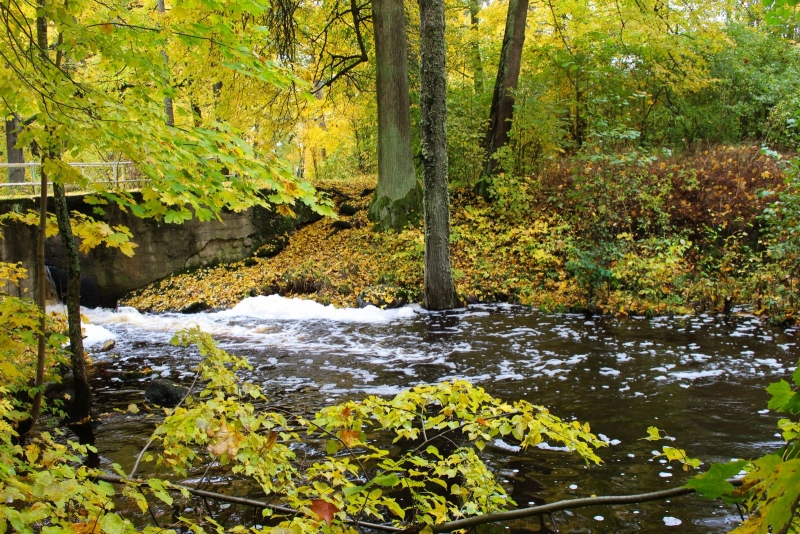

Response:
(95, 339), (116, 353)
(145, 379), (189, 408)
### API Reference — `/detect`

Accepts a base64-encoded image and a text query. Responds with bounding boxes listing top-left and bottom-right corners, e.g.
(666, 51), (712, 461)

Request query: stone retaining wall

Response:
(0, 195), (319, 307)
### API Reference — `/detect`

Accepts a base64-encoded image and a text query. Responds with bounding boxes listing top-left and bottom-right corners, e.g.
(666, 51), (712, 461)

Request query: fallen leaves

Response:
(120, 148), (790, 318)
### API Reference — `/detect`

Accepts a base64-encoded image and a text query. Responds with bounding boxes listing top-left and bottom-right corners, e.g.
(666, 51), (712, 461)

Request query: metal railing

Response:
(0, 161), (148, 198)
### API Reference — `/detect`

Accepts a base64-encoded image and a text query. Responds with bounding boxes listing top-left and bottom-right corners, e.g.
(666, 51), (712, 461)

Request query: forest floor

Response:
(122, 144), (799, 322)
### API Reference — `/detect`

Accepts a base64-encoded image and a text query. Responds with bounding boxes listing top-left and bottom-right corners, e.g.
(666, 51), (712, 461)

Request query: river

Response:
(78, 295), (797, 532)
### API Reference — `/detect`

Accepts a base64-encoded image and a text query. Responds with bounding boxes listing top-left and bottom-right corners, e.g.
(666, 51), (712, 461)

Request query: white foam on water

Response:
(671, 369), (724, 380)
(536, 442), (570, 452)
(80, 297), (420, 350)
(218, 295), (418, 323)
(83, 323), (117, 348)
(493, 439), (522, 452)
(663, 517), (682, 526)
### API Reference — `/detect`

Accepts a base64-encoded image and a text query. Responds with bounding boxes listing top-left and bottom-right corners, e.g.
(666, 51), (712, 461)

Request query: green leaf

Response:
(686, 460), (747, 499)
(98, 513), (126, 534)
(371, 473), (400, 487)
(767, 380), (798, 413)
(733, 456), (800, 533)
(643, 426), (662, 441)
(344, 485), (369, 499)
(325, 439), (339, 455)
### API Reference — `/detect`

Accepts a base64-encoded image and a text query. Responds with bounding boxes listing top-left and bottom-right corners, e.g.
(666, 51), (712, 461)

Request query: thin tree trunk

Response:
(480, 0), (528, 187)
(30, 158), (47, 426)
(52, 182), (93, 425)
(5, 115), (26, 183)
(368, 0), (422, 231)
(157, 0), (175, 126)
(420, 0), (455, 310)
(37, 0), (94, 455)
(469, 0), (484, 94)
(17, 143), (49, 440)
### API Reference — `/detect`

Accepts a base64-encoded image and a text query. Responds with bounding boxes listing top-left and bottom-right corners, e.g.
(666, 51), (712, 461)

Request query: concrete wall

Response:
(0, 195), (319, 307)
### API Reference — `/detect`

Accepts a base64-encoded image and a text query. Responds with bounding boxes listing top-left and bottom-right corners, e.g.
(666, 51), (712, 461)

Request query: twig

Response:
(129, 370), (201, 477)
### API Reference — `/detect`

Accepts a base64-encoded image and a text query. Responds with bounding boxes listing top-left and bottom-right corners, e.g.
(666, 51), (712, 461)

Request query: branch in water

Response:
(93, 472), (743, 532)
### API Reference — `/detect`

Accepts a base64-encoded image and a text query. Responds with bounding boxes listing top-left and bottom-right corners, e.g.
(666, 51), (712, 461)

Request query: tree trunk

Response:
(469, 0), (484, 94)
(16, 140), (48, 441)
(368, 0), (422, 231)
(37, 1), (95, 456)
(52, 181), (93, 427)
(5, 115), (26, 183)
(420, 0), (456, 310)
(479, 0), (528, 188)
(157, 0), (175, 126)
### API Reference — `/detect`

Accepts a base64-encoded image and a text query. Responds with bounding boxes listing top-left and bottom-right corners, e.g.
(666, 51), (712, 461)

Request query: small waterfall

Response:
(44, 265), (62, 304)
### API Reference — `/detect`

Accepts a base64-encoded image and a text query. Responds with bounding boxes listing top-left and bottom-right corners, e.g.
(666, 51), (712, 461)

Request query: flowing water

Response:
(79, 295), (798, 532)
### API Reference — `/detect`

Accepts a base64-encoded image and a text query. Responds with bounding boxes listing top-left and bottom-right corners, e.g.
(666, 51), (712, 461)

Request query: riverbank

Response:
(122, 145), (796, 321)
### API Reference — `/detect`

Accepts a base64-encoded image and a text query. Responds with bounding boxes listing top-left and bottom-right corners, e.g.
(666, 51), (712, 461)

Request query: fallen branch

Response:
(432, 479), (744, 532)
(93, 473), (404, 532)
(93, 472), (742, 533)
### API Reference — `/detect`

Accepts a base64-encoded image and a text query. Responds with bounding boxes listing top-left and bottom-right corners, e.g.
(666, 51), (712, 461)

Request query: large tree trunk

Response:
(368, 0), (422, 231)
(5, 115), (26, 183)
(420, 0), (456, 310)
(479, 0), (528, 187)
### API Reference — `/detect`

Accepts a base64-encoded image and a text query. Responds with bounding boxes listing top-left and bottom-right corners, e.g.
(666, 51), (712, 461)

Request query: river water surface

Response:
(80, 295), (798, 533)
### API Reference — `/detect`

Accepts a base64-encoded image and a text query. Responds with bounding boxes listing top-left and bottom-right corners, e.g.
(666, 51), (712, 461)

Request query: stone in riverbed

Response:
(145, 379), (189, 408)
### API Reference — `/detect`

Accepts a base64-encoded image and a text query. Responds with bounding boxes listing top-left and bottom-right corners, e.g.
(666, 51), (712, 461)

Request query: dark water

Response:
(82, 297), (798, 532)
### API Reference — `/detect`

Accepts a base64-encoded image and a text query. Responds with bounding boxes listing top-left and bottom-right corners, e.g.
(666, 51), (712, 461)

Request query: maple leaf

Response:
(207, 422), (245, 457)
(338, 429), (361, 448)
(309, 499), (339, 525)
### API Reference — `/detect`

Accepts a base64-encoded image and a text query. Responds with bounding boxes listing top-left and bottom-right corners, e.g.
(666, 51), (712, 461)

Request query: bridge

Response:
(0, 161), (144, 198)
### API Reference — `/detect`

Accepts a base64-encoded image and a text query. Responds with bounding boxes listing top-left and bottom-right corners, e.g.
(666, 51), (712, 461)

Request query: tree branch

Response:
(93, 471), (744, 534)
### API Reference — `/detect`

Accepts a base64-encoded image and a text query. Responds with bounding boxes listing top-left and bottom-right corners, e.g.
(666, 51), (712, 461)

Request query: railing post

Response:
(31, 163), (37, 197)
(113, 162), (119, 188)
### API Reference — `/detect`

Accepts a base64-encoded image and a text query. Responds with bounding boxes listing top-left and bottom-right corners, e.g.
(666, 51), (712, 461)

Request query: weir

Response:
(0, 193), (320, 307)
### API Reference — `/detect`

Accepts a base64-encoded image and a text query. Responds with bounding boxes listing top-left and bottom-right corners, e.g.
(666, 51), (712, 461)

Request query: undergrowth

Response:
(122, 145), (799, 321)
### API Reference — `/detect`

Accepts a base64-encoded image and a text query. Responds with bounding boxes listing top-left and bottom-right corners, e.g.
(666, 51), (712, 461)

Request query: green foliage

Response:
(0, 326), (608, 532)
(151, 328), (606, 530)
(676, 24), (800, 147)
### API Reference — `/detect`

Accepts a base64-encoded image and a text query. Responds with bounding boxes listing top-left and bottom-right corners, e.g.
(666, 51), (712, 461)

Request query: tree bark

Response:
(420, 0), (456, 310)
(37, 0), (94, 451)
(368, 0), (422, 231)
(469, 0), (484, 94)
(52, 181), (93, 426)
(480, 0), (528, 186)
(5, 115), (26, 183)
